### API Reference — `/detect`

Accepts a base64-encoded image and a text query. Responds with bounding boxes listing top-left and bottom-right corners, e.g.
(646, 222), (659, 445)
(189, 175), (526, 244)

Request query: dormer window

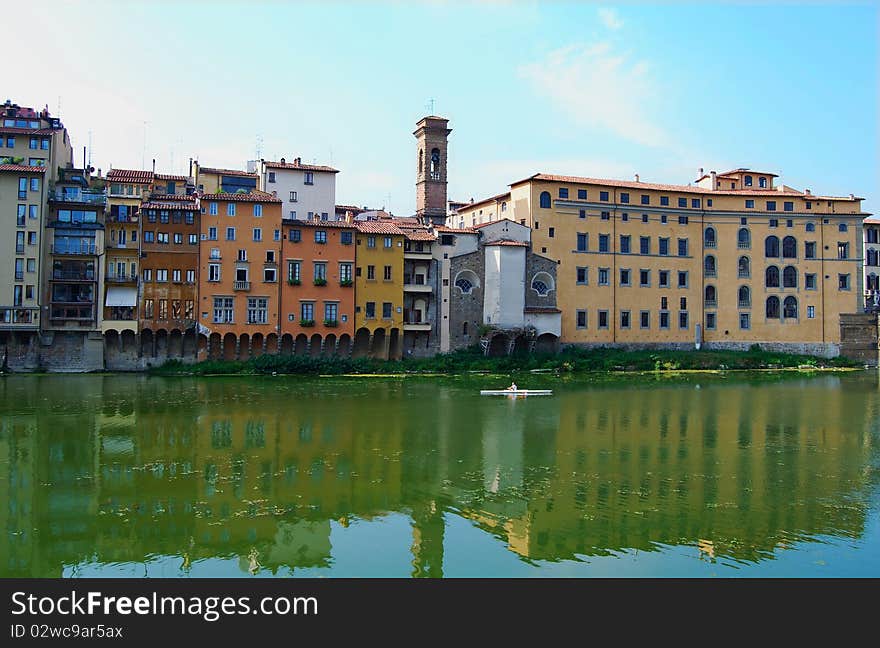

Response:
(744, 175), (753, 187)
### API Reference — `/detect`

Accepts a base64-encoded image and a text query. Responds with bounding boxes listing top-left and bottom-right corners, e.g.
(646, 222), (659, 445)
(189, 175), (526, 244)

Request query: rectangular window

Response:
(838, 242), (849, 259)
(314, 262), (327, 281)
(29, 204), (38, 220)
(157, 232), (169, 244)
(290, 229), (301, 242)
(367, 236), (376, 248)
(576, 267), (588, 285)
(172, 269), (181, 283)
(213, 297), (234, 323)
(143, 268), (153, 282)
(619, 269), (631, 286)
(301, 302), (315, 323)
(769, 219), (778, 228)
(365, 302), (376, 318)
(745, 200), (754, 209)
(640, 194), (650, 205)
(341, 231), (353, 245)
(208, 264), (220, 282)
(598, 310), (609, 329)
(784, 202), (793, 212)
(677, 238), (688, 257)
(27, 232), (36, 245)
(227, 203), (236, 216)
(620, 235), (631, 254)
(620, 310), (631, 328)
(548, 227), (555, 238)
(598, 268), (609, 286)
(207, 227), (217, 240)
(247, 297), (268, 324)
(254, 204), (263, 217)
(186, 270), (195, 283)
(640, 236), (650, 255)
(679, 311), (689, 329)
(384, 265), (392, 281)
(659, 270), (669, 288)
(304, 172), (314, 185)
(576, 310), (587, 328)
(382, 302), (392, 319)
(156, 269), (168, 283)
(579, 209), (586, 219)
(805, 241), (816, 259)
(174, 233), (183, 244)
(640, 311), (650, 329)
(601, 211), (610, 221)
(189, 234), (198, 245)
(144, 299), (154, 319)
(706, 313), (716, 330)
(707, 199), (713, 207)
(325, 302), (339, 323)
(659, 238), (669, 256)
(807, 305), (815, 319)
(838, 274), (850, 290)
(559, 188), (569, 199)
(740, 313), (750, 330)
(578, 189), (587, 200)
(661, 214), (668, 224)
(620, 193), (630, 204)
(678, 198), (687, 208)
(226, 227), (235, 241)
(677, 271), (688, 288)
(26, 258), (35, 273)
(576, 233), (587, 252)
(367, 265), (375, 280)
(660, 196), (669, 206)
(264, 267), (277, 282)
(678, 215), (688, 225)
(340, 263), (353, 283)
(639, 269), (650, 287)
(766, 201), (777, 211)
(382, 236), (392, 248)
(314, 230), (327, 244)
(600, 191), (609, 202)
(287, 261), (301, 283)
(659, 312), (669, 329)
(253, 228), (262, 241)
(805, 273), (817, 290)
(268, 172), (276, 183)
(290, 191), (297, 201)
(680, 297), (687, 310)
(209, 203), (218, 215)
(691, 198), (700, 209)
(30, 178), (39, 192)
(599, 234), (609, 253)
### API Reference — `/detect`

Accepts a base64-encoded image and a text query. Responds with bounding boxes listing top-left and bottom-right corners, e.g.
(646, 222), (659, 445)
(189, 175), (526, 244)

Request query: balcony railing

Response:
(233, 281), (251, 291)
(50, 303), (95, 320)
(737, 242), (750, 249)
(52, 270), (95, 281)
(0, 307), (38, 325)
(51, 190), (107, 205)
(705, 299), (717, 308)
(51, 242), (97, 255)
(738, 300), (751, 309)
(107, 274), (138, 283)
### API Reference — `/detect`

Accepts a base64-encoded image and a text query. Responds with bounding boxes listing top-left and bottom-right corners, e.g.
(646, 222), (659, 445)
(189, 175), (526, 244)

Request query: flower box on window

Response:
(340, 279), (353, 287)
(288, 278), (300, 286)
(313, 278), (327, 286)
(300, 319), (315, 327)
(323, 319), (338, 327)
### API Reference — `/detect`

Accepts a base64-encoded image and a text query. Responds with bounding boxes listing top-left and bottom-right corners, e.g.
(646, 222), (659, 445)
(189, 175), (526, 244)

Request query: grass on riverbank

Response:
(151, 344), (861, 377)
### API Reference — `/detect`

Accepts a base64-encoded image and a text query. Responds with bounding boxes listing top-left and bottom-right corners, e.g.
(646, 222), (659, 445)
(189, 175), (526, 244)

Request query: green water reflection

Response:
(1, 372), (879, 577)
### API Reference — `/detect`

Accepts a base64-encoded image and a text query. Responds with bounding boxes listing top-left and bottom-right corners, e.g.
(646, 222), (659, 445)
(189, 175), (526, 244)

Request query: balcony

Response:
(403, 321), (432, 331)
(738, 300), (751, 309)
(107, 273), (138, 284)
(404, 249), (433, 260)
(404, 282), (432, 293)
(51, 242), (97, 256)
(233, 281), (251, 291)
(50, 303), (95, 321)
(0, 307), (39, 328)
(50, 189), (107, 206)
(705, 299), (717, 308)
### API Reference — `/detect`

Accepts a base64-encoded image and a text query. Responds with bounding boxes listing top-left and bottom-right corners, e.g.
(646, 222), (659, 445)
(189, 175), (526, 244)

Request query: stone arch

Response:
(512, 334), (529, 355)
(155, 329), (169, 358)
(487, 333), (509, 357)
(265, 333), (278, 355)
(239, 333), (251, 361)
(352, 328), (370, 359)
(183, 330), (197, 358)
(338, 333), (352, 358)
(252, 332), (265, 357)
(280, 333), (294, 355)
(222, 332), (237, 361)
(530, 271), (555, 297)
(371, 328), (386, 359)
(169, 329), (184, 358)
(105, 329), (119, 349)
(141, 328), (154, 357)
(323, 333), (337, 357)
(208, 333), (221, 359)
(121, 329), (137, 353)
(534, 332), (558, 354)
(294, 333), (309, 356)
(309, 333), (323, 357)
(388, 328), (401, 360)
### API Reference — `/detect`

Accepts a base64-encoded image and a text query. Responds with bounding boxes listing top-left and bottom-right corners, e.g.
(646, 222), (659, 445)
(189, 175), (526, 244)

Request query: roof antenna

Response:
(425, 98), (435, 114)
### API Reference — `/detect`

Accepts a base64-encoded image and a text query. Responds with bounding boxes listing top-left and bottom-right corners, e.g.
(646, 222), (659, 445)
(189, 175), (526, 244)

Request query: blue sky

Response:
(6, 1), (877, 215)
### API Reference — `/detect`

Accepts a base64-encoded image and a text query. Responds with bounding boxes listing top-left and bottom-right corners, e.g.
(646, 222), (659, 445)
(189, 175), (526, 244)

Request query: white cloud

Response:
(519, 43), (669, 148)
(598, 8), (624, 30)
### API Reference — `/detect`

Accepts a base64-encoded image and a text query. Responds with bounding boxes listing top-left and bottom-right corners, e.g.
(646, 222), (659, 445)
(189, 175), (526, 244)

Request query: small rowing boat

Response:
(480, 389), (553, 396)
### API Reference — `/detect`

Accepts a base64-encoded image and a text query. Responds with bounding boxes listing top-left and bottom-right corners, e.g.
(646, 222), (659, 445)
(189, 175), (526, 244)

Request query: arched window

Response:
(782, 236), (797, 258)
(704, 255), (716, 277)
(738, 228), (751, 249)
(453, 269), (480, 295)
(766, 296), (780, 319)
(868, 249), (879, 266)
(531, 271), (555, 297)
(783, 296), (798, 319)
(806, 222), (815, 232)
(738, 285), (751, 307)
(738, 256), (750, 278)
(766, 265), (780, 288)
(418, 149), (423, 175)
(868, 273), (878, 291)
(783, 265), (797, 288)
(704, 227), (716, 248)
(705, 285), (717, 306)
(501, 202), (507, 212)
(765, 235), (779, 257)
(430, 148), (441, 179)
(759, 177), (767, 188)
(744, 175), (753, 187)
(539, 191), (551, 209)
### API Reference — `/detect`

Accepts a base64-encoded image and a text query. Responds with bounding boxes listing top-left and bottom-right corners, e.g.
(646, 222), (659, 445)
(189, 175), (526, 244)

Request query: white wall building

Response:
(249, 157), (338, 222)
(864, 216), (880, 309)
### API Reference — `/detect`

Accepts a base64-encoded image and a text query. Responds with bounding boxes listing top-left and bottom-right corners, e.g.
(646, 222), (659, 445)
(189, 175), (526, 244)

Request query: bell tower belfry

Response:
(414, 116), (451, 226)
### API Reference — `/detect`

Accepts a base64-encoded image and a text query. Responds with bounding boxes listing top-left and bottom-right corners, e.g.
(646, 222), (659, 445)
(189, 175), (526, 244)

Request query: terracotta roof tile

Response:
(202, 191), (280, 203)
(148, 193), (194, 201)
(197, 166), (257, 178)
(455, 191), (511, 212)
(433, 225), (477, 234)
(0, 164), (46, 173)
(154, 173), (188, 182)
(403, 229), (436, 241)
(335, 204), (365, 213)
(512, 173), (862, 200)
(472, 218), (521, 230)
(0, 127), (56, 136)
(287, 219), (355, 229)
(263, 160), (339, 173)
(107, 168), (154, 183)
(355, 220), (405, 235)
(141, 201), (199, 211)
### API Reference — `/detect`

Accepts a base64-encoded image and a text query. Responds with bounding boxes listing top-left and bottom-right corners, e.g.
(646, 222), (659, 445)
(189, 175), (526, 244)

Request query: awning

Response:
(105, 286), (137, 307)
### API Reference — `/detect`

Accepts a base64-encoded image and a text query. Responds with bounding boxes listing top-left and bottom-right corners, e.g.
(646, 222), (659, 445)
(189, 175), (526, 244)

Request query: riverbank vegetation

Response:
(151, 345), (861, 376)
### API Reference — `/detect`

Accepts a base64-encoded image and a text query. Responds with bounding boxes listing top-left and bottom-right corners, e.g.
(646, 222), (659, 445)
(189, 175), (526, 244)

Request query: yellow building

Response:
(353, 220), (405, 359)
(447, 192), (511, 229)
(192, 162), (258, 195)
(455, 168), (868, 353)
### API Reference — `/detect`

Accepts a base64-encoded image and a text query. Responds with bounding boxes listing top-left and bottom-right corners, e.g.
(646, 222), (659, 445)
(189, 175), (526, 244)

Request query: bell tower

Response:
(414, 116), (451, 226)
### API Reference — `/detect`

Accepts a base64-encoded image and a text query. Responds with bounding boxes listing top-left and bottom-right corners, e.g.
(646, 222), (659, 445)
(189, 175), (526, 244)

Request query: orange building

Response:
(280, 219), (356, 355)
(198, 191), (283, 360)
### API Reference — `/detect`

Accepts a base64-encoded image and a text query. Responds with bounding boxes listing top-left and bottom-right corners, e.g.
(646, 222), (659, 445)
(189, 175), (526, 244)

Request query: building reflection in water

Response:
(0, 372), (878, 577)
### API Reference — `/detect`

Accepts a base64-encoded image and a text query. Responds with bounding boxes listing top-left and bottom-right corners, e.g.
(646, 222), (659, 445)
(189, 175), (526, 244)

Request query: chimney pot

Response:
(698, 167), (704, 177)
(280, 157), (285, 164)
(634, 173), (639, 182)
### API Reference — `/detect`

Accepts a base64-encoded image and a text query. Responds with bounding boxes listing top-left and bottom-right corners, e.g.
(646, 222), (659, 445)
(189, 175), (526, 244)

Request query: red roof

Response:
(355, 220), (404, 235)
(154, 173), (188, 182)
(456, 192), (511, 212)
(524, 307), (561, 314)
(202, 191), (280, 203)
(148, 193), (193, 201)
(107, 168), (154, 183)
(403, 229), (436, 241)
(263, 160), (339, 173)
(472, 218), (521, 230)
(484, 240), (528, 247)
(511, 172), (862, 200)
(335, 204), (365, 213)
(0, 164), (46, 173)
(0, 127), (56, 136)
(141, 201), (199, 211)
(434, 225), (477, 234)
(288, 219), (354, 229)
(197, 166), (257, 178)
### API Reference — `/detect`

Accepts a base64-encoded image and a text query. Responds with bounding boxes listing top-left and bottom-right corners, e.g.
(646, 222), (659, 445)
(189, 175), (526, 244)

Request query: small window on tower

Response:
(430, 148), (441, 180)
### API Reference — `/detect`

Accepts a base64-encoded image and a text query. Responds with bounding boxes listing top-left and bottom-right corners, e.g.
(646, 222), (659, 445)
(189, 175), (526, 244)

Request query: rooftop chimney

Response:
(294, 157), (301, 165)
(634, 174), (640, 182)
(710, 170), (717, 189)
(280, 157), (286, 164)
(698, 167), (704, 178)
(152, 158), (156, 173)
(805, 188), (811, 196)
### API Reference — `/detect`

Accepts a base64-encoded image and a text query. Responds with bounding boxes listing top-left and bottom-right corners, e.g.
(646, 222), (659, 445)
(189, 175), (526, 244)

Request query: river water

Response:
(1, 371), (878, 577)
